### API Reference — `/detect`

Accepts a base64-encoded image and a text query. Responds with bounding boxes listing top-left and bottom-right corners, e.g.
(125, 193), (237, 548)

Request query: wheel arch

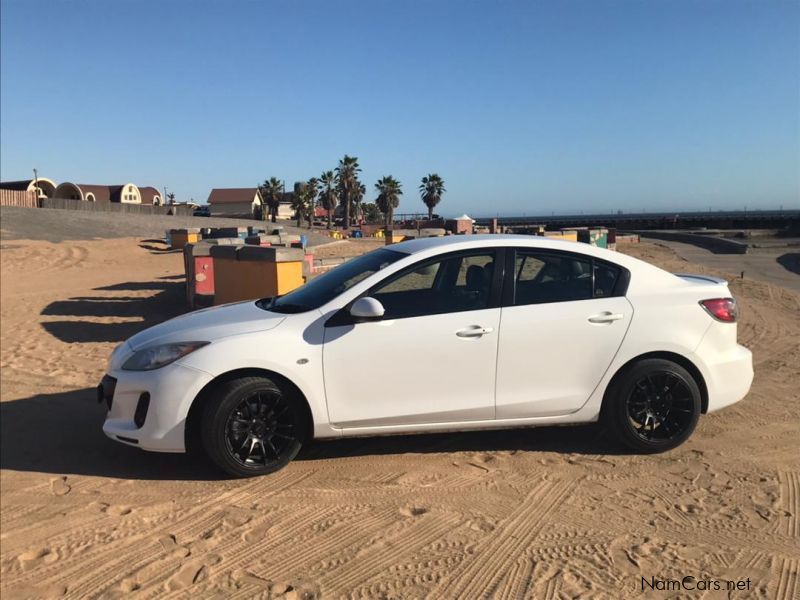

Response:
(603, 351), (709, 414)
(185, 367), (315, 453)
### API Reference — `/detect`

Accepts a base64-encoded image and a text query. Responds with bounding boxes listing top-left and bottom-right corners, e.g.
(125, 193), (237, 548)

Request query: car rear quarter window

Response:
(594, 262), (621, 297)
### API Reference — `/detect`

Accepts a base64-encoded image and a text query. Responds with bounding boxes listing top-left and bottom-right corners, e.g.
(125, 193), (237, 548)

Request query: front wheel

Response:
(602, 359), (701, 453)
(200, 376), (306, 477)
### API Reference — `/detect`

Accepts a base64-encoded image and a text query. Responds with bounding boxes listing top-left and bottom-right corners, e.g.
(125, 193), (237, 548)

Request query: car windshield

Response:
(260, 247), (408, 313)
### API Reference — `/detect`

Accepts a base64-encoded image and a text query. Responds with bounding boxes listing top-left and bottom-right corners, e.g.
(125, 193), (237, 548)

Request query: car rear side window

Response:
(513, 251), (593, 305)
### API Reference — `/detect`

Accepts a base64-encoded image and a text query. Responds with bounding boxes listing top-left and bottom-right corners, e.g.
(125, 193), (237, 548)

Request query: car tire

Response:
(200, 376), (306, 478)
(602, 359), (701, 453)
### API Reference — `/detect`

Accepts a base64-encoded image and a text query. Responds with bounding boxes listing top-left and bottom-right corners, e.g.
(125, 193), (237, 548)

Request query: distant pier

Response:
(474, 209), (800, 232)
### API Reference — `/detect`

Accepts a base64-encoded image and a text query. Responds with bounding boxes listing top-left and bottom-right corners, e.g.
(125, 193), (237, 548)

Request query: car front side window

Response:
(369, 250), (497, 320)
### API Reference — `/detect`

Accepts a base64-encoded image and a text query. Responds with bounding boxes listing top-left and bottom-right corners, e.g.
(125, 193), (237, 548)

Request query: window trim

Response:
(326, 247), (506, 326)
(503, 247), (630, 307)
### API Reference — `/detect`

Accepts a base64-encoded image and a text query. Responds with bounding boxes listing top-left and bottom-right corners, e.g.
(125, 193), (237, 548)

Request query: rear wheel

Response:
(200, 376), (305, 477)
(602, 359), (701, 453)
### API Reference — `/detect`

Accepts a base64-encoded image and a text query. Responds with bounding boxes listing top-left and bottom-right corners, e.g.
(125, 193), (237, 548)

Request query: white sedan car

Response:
(99, 235), (753, 477)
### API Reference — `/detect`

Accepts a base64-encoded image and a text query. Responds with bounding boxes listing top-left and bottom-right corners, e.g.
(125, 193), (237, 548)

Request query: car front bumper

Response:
(100, 363), (214, 453)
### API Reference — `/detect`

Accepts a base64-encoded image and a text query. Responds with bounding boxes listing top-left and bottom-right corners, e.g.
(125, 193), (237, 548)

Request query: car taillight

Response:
(700, 298), (737, 323)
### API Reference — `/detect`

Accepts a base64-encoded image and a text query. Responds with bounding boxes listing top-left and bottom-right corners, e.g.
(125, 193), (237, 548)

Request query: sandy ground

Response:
(1, 236), (799, 599)
(640, 236), (800, 293)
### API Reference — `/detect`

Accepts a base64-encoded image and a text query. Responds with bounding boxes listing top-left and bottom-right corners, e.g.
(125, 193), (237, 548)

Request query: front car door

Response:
(323, 249), (504, 429)
(495, 247), (633, 419)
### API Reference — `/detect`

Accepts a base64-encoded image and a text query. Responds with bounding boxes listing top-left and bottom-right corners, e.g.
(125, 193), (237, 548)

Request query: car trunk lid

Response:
(673, 273), (728, 286)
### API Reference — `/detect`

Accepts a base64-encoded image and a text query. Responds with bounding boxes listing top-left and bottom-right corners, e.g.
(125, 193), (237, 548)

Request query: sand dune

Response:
(1, 237), (798, 598)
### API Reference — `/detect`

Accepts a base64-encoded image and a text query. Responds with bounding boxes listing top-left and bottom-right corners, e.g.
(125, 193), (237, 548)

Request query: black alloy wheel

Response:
(602, 358), (701, 453)
(201, 377), (305, 477)
(626, 372), (696, 442)
(225, 390), (298, 468)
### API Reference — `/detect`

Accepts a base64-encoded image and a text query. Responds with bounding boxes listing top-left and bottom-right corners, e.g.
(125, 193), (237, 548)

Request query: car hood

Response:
(126, 300), (286, 351)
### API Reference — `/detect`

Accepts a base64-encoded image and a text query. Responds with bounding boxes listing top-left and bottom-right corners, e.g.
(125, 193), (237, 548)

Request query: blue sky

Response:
(1, 0), (798, 216)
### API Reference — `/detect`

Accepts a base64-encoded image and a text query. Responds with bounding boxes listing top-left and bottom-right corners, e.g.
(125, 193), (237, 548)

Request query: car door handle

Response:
(456, 326), (494, 338)
(588, 312), (624, 324)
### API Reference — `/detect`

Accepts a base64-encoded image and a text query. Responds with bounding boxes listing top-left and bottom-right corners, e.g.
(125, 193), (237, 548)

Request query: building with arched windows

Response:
(0, 178), (57, 199)
(52, 182), (142, 203)
(138, 186), (163, 205)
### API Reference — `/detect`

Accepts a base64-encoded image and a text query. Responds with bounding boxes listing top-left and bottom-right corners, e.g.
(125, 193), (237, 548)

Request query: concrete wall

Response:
(41, 197), (194, 216)
(210, 201), (258, 219)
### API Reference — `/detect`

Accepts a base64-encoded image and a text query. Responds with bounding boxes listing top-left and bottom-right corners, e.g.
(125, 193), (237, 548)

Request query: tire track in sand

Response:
(166, 468), (315, 542)
(495, 557), (535, 600)
(10, 470), (314, 597)
(779, 471), (800, 538)
(120, 504), (343, 598)
(211, 504), (389, 579)
(775, 557), (798, 600)
(428, 478), (576, 599)
(319, 510), (464, 593)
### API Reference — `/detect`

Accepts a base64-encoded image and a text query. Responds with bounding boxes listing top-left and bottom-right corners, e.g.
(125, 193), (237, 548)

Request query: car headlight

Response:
(122, 342), (209, 371)
(107, 342), (127, 371)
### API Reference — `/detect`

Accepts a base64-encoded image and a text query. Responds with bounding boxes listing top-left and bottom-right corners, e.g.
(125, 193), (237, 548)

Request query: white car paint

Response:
(101, 235), (753, 453)
(495, 295), (633, 419)
(323, 306), (502, 426)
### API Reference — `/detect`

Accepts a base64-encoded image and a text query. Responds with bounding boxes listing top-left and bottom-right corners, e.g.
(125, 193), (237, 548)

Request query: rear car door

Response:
(495, 248), (633, 418)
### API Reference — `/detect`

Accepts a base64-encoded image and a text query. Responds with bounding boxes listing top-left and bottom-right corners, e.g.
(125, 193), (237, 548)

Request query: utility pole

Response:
(32, 168), (39, 203)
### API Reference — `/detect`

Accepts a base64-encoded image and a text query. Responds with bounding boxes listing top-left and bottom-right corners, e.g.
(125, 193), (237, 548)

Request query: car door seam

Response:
(575, 296), (637, 413)
(492, 306), (503, 420)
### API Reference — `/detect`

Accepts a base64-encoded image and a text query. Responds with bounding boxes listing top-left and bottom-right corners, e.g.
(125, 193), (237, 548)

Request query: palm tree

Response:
(304, 177), (318, 228)
(419, 173), (445, 220)
(362, 202), (383, 225)
(352, 182), (366, 224)
(290, 188), (308, 228)
(319, 171), (338, 229)
(259, 177), (284, 223)
(335, 155), (361, 230)
(375, 176), (403, 229)
(166, 192), (176, 204)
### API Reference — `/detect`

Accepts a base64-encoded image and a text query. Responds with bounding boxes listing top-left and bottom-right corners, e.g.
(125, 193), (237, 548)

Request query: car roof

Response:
(387, 233), (681, 292)
(390, 233), (605, 257)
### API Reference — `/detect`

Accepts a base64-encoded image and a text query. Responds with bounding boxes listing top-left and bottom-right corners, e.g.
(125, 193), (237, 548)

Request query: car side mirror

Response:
(349, 297), (385, 321)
